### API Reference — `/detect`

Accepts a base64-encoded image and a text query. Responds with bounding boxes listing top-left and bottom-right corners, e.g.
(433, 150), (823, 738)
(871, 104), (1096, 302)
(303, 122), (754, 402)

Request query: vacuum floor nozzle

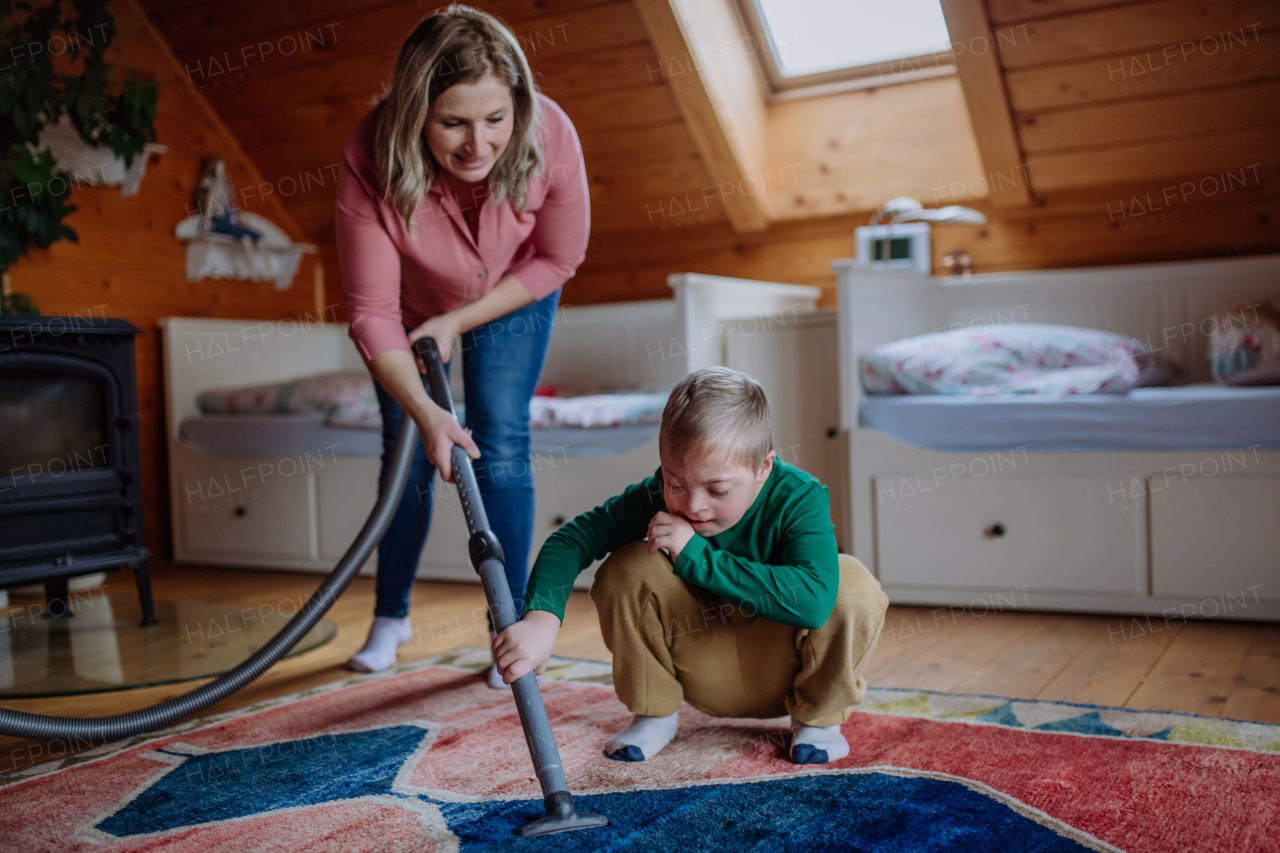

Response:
(515, 792), (610, 838)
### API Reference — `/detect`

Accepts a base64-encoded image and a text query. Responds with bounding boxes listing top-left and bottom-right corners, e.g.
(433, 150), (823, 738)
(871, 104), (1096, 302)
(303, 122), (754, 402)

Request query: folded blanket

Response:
(860, 324), (1155, 396)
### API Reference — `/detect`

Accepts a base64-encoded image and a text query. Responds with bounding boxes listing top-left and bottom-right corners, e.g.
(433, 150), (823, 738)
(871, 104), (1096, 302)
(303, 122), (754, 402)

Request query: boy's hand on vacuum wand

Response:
(493, 610), (561, 684)
(648, 512), (695, 561)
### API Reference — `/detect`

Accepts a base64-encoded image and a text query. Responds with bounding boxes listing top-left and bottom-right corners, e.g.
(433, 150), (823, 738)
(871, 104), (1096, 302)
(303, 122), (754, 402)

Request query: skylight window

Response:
(738, 0), (955, 97)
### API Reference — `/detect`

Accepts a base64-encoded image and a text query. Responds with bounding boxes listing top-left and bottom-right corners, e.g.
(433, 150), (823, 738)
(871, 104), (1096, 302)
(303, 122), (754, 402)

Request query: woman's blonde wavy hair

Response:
(374, 5), (542, 228)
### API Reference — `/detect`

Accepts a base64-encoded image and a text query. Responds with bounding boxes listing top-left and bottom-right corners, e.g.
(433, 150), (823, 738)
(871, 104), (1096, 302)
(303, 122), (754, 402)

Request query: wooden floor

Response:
(3, 564), (1278, 775)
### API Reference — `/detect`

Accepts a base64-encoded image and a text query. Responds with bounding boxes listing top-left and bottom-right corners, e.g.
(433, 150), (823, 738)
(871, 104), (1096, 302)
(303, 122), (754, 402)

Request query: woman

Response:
(335, 6), (590, 686)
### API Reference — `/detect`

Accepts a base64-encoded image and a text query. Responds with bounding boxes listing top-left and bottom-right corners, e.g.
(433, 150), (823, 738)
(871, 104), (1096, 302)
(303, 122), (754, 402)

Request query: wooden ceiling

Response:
(136, 0), (1280, 302)
(137, 1), (712, 246)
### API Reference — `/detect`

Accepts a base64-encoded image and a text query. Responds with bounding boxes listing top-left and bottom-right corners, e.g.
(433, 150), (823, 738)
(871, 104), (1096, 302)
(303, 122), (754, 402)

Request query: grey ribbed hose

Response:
(0, 412), (420, 743)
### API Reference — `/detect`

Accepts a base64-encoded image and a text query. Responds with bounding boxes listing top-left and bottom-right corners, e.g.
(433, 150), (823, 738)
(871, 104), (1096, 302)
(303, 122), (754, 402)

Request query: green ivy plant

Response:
(0, 0), (159, 272)
(1, 290), (39, 313)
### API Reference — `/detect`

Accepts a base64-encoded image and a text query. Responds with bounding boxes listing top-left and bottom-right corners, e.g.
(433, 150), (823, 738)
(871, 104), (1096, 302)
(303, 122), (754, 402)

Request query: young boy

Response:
(491, 367), (889, 764)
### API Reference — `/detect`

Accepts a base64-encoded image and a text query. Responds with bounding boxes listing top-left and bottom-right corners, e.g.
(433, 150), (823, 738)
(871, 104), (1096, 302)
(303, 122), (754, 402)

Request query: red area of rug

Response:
(1, 663), (1276, 851)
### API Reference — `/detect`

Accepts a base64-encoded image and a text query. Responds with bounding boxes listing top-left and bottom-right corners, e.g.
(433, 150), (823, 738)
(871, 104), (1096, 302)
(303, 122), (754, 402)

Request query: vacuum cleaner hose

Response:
(0, 403), (422, 743)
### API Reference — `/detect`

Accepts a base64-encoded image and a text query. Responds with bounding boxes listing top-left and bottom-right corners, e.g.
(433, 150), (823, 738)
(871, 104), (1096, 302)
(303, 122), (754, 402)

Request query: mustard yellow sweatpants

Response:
(589, 542), (890, 727)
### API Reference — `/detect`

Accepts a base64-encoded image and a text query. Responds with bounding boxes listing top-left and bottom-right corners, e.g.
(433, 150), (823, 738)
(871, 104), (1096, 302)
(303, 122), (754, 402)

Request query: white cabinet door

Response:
(531, 438), (662, 589)
(1151, 475), (1280, 602)
(316, 458), (379, 567)
(318, 456), (487, 582)
(415, 477), (477, 581)
(725, 312), (848, 550)
(180, 462), (317, 560)
(876, 474), (1145, 594)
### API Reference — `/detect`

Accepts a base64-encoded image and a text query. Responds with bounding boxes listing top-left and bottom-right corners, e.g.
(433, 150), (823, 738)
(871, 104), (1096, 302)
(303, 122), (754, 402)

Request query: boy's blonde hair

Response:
(659, 367), (773, 468)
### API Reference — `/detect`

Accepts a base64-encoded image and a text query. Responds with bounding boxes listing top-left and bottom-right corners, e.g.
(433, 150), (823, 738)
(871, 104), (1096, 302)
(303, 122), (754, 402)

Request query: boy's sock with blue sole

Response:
(604, 710), (679, 761)
(790, 718), (850, 764)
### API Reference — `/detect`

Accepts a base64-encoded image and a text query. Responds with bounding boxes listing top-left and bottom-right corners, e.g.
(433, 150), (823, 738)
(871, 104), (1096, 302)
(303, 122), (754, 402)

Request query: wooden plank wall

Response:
(996, 0), (1280, 186)
(9, 0), (321, 568)
(135, 0), (1280, 311)
(967, 0), (1280, 269)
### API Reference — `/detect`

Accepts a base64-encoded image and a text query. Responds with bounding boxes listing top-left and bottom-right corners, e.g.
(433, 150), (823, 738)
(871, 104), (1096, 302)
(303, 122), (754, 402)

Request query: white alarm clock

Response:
(854, 222), (932, 273)
(855, 197), (986, 275)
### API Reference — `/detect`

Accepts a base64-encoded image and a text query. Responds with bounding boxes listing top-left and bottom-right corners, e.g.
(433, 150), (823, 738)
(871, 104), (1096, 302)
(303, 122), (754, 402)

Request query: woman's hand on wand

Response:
(409, 313), (462, 363)
(419, 405), (478, 483)
(401, 314), (474, 481)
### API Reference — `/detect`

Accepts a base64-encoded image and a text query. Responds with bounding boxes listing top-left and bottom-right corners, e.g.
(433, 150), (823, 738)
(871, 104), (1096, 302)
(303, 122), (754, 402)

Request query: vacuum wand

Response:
(413, 337), (608, 838)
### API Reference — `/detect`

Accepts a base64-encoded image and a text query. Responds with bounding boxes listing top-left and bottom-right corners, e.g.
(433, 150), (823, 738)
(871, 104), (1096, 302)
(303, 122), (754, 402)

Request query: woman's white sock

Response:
(605, 711), (679, 761)
(790, 718), (849, 764)
(347, 616), (413, 672)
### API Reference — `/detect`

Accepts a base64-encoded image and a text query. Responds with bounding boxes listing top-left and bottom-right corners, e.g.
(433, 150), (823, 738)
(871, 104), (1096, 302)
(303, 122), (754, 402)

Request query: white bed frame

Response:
(834, 254), (1280, 621)
(160, 274), (820, 587)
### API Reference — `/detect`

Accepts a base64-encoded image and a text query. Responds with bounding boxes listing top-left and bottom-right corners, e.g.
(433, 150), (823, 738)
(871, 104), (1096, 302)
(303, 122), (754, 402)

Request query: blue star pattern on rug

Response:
(440, 773), (1107, 852)
(96, 724), (433, 837)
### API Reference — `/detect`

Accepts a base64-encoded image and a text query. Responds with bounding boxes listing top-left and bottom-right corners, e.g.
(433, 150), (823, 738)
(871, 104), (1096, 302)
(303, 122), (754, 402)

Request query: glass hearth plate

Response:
(0, 596), (336, 698)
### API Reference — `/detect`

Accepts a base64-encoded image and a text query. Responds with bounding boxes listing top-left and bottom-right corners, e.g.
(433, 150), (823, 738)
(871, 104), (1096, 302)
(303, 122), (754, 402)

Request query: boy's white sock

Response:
(347, 616), (413, 672)
(487, 662), (511, 690)
(790, 718), (849, 764)
(605, 711), (679, 761)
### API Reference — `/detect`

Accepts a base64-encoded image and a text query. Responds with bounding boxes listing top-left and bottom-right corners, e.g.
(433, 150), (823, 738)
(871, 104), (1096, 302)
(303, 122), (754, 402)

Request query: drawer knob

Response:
(552, 515), (566, 528)
(234, 506), (247, 518)
(985, 523), (1005, 538)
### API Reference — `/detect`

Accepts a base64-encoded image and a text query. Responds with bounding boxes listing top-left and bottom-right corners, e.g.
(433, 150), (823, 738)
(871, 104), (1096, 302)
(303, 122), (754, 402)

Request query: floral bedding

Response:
(1210, 301), (1280, 386)
(196, 372), (381, 429)
(859, 324), (1151, 396)
(196, 373), (668, 430)
(528, 393), (665, 428)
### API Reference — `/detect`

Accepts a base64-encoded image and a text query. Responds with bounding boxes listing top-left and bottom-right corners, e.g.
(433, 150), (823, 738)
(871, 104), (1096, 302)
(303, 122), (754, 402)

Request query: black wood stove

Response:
(0, 314), (157, 626)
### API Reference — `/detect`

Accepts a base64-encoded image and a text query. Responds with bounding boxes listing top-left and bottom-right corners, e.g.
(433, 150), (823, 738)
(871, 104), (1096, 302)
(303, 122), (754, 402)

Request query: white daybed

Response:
(160, 274), (820, 587)
(833, 254), (1280, 620)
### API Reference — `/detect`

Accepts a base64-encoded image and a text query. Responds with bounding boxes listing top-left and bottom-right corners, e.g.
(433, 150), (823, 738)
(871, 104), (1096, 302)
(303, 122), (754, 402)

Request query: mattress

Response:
(179, 414), (658, 459)
(858, 385), (1280, 452)
(528, 425), (658, 457)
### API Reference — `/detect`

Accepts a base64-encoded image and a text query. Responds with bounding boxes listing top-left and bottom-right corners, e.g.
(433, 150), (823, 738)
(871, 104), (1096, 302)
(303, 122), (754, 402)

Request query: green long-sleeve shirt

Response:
(523, 459), (839, 630)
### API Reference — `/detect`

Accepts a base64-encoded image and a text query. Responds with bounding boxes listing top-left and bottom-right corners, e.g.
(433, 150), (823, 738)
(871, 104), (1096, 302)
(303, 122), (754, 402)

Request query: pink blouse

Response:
(335, 93), (590, 364)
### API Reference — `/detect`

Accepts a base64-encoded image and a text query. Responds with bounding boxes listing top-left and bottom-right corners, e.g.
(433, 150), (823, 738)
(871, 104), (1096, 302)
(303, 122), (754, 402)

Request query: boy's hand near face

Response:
(648, 511), (696, 560)
(492, 609), (561, 684)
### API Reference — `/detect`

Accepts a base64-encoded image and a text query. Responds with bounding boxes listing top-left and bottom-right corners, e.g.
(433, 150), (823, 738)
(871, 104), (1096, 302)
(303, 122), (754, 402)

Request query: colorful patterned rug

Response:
(2, 648), (1277, 852)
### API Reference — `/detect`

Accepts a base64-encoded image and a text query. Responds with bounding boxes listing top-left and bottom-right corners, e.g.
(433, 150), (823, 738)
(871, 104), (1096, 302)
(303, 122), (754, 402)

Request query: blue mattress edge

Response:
(859, 385), (1280, 452)
(178, 415), (659, 459)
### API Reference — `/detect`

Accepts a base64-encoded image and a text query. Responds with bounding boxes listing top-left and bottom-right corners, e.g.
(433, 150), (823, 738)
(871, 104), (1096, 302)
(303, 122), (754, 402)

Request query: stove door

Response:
(0, 367), (110, 475)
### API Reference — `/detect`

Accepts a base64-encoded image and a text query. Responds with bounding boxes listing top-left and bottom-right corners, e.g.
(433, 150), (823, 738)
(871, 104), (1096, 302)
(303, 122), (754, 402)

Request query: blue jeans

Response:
(372, 290), (561, 619)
